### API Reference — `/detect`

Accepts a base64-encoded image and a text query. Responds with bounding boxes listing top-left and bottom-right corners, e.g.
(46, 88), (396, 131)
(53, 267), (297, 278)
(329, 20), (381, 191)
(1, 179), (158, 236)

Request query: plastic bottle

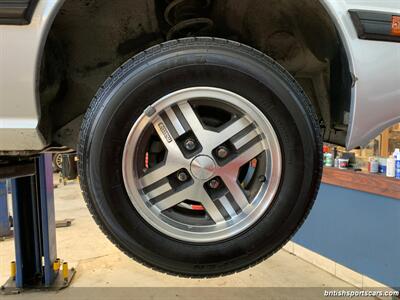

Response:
(394, 148), (400, 179)
(325, 153), (333, 167)
(387, 155), (396, 178)
(370, 158), (379, 173)
(379, 157), (387, 174)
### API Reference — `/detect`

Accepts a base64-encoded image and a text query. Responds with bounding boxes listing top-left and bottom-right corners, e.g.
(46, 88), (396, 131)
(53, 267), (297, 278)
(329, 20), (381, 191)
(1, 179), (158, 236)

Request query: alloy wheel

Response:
(122, 87), (282, 243)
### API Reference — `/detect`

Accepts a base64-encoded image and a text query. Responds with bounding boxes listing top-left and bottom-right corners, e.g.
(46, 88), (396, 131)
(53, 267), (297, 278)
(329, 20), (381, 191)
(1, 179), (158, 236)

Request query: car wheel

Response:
(53, 153), (63, 172)
(78, 37), (322, 277)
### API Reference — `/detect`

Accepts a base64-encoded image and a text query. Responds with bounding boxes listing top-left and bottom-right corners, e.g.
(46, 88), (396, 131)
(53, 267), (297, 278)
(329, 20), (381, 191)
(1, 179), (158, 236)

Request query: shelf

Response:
(322, 167), (400, 200)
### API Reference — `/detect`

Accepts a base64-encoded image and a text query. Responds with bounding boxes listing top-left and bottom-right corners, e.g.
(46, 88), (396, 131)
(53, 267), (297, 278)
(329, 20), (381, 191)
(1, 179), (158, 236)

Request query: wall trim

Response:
(322, 167), (400, 200)
(283, 241), (395, 297)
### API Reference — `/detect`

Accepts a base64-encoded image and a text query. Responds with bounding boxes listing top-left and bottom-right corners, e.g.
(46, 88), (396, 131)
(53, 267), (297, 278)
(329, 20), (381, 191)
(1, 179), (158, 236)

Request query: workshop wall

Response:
(293, 184), (400, 288)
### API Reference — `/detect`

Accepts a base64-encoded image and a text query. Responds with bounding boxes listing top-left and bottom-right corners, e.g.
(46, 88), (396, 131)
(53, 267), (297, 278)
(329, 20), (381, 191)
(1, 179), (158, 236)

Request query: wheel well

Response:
(39, 0), (352, 149)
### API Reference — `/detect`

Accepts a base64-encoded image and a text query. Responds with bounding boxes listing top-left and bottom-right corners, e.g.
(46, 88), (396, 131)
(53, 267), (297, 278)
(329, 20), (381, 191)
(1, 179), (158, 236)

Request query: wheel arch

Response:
(37, 0), (353, 151)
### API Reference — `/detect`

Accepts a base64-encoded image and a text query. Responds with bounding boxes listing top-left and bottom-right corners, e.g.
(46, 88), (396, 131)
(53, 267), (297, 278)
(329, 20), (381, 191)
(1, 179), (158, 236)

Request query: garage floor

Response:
(0, 179), (363, 299)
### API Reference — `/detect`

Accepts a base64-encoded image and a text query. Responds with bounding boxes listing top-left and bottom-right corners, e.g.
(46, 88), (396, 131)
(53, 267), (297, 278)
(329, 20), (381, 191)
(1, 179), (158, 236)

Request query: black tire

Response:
(78, 37), (322, 277)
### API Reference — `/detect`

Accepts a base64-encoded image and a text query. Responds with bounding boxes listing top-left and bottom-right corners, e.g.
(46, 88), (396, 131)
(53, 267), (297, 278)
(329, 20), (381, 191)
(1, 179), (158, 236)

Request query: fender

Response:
(0, 0), (64, 151)
(320, 0), (400, 149)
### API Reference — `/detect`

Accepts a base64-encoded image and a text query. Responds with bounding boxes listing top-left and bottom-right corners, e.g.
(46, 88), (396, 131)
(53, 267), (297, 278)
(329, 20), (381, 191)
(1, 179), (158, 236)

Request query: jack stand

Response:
(0, 154), (75, 294)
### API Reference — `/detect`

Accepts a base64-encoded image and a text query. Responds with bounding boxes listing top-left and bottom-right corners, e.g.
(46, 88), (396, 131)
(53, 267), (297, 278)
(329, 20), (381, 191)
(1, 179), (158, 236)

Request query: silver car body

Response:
(0, 0), (399, 151)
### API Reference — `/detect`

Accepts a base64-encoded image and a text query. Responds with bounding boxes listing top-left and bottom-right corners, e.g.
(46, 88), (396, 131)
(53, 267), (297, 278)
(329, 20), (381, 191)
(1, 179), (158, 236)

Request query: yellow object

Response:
(62, 262), (69, 281)
(53, 258), (60, 271)
(10, 261), (16, 279)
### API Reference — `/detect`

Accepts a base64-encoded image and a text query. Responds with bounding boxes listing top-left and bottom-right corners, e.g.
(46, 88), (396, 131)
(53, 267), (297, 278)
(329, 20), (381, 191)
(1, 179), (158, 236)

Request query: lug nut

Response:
(177, 171), (188, 182)
(184, 139), (196, 151)
(216, 146), (229, 159)
(208, 179), (220, 189)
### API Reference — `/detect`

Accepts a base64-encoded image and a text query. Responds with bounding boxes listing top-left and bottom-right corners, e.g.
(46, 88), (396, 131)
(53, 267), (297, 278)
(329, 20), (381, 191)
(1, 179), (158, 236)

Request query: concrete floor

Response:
(0, 179), (367, 299)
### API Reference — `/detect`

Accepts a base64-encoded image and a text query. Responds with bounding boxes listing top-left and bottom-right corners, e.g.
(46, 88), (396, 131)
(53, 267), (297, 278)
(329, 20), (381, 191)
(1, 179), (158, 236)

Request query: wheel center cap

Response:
(190, 155), (216, 180)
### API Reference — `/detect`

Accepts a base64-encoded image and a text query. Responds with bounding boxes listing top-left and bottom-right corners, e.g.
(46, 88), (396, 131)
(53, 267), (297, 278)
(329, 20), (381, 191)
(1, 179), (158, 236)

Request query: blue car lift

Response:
(0, 180), (12, 238)
(0, 154), (74, 294)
